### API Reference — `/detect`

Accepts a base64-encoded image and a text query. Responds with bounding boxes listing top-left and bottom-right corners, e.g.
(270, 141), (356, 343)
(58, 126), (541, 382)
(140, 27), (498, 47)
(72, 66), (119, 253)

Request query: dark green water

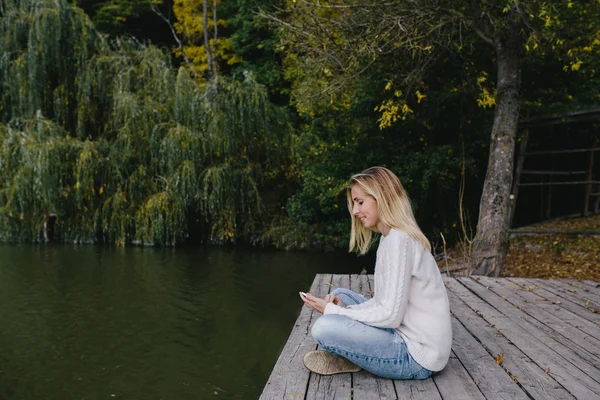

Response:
(0, 244), (369, 400)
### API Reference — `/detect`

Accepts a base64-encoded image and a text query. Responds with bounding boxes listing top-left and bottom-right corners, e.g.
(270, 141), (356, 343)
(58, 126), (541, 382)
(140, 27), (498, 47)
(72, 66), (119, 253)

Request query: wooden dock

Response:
(260, 274), (600, 399)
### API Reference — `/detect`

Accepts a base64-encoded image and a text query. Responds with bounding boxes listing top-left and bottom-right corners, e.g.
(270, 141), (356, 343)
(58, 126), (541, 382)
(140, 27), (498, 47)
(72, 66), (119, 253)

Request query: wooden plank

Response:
(584, 150), (594, 215)
(459, 278), (600, 382)
(524, 278), (596, 308)
(518, 181), (600, 187)
(351, 274), (398, 400)
(447, 282), (574, 400)
(521, 170), (586, 175)
(519, 107), (600, 127)
(305, 377), (351, 400)
(361, 273), (373, 299)
(524, 147), (600, 156)
(432, 351), (486, 400)
(582, 280), (600, 288)
(548, 279), (600, 302)
(477, 277), (600, 361)
(395, 379), (442, 400)
(564, 279), (600, 294)
(494, 278), (600, 343)
(355, 273), (371, 298)
(305, 274), (352, 400)
(509, 130), (529, 227)
(508, 278), (600, 326)
(544, 279), (600, 305)
(446, 278), (600, 400)
(526, 279), (600, 312)
(509, 230), (600, 237)
(447, 292), (530, 400)
(260, 274), (333, 400)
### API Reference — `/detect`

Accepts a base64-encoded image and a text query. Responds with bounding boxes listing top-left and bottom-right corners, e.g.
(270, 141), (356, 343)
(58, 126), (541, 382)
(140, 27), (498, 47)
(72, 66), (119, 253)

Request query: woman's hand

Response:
(324, 294), (345, 308)
(299, 292), (328, 314)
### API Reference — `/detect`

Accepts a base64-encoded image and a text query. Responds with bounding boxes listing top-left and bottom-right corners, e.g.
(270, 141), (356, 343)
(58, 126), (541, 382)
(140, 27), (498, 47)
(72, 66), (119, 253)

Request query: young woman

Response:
(300, 166), (452, 379)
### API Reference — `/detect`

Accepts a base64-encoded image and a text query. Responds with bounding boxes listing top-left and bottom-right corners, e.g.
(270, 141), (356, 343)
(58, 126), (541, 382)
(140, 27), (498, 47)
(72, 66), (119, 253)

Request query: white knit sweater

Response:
(324, 229), (452, 372)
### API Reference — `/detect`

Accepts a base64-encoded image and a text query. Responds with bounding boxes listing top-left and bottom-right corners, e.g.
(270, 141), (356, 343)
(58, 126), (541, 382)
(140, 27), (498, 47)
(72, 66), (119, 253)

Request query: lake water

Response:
(0, 244), (370, 399)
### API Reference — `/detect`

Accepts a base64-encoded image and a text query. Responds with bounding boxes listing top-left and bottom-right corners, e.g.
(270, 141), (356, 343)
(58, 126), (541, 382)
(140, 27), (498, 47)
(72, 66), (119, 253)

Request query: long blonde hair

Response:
(347, 166), (431, 254)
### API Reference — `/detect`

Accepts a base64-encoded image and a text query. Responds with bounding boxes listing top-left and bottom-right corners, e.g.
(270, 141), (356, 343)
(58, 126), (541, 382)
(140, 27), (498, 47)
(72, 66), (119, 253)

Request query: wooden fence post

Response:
(584, 150), (594, 216)
(509, 130), (528, 227)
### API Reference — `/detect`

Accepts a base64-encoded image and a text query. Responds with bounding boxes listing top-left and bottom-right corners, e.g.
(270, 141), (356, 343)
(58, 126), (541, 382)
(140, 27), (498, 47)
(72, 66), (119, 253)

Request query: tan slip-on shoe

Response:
(303, 350), (362, 375)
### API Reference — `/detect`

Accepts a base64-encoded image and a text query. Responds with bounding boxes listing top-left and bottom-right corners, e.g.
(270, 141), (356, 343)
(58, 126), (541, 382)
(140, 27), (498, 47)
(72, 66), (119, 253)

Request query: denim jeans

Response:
(311, 288), (435, 380)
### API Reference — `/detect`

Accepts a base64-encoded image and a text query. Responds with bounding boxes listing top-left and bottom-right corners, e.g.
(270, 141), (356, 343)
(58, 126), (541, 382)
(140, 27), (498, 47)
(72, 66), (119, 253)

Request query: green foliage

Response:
(76, 0), (175, 45)
(0, 0), (293, 246)
(263, 0), (600, 252)
(172, 0), (242, 82)
(82, 0), (156, 34)
(225, 0), (285, 91)
(2, 0), (599, 252)
(269, 59), (492, 250)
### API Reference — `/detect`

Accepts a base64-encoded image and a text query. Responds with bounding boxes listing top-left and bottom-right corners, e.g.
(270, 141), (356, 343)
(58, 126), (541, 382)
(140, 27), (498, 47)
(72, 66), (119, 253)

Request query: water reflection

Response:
(0, 244), (370, 399)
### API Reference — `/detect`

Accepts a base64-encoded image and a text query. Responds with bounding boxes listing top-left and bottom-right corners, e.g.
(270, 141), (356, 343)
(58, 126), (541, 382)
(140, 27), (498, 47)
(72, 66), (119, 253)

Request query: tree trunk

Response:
(203, 0), (214, 79)
(212, 0), (219, 84)
(471, 29), (522, 276)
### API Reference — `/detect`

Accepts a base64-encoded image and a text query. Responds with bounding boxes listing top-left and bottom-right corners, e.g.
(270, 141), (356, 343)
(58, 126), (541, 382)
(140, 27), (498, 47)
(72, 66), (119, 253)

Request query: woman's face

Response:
(350, 184), (380, 230)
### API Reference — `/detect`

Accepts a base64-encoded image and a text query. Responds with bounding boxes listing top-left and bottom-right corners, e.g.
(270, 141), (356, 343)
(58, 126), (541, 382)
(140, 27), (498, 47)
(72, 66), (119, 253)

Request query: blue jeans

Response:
(311, 288), (435, 380)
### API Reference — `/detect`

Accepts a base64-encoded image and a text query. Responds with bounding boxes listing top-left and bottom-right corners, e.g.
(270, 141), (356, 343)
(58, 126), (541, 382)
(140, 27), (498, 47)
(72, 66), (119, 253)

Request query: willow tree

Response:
(268, 0), (600, 275)
(0, 0), (293, 246)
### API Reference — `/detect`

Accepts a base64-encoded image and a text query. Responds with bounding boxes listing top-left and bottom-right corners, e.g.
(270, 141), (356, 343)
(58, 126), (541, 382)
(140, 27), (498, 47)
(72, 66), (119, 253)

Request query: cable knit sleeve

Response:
(323, 230), (414, 328)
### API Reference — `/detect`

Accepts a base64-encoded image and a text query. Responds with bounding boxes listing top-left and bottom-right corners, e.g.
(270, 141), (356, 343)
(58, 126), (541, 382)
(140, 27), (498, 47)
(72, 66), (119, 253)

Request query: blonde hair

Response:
(347, 166), (431, 254)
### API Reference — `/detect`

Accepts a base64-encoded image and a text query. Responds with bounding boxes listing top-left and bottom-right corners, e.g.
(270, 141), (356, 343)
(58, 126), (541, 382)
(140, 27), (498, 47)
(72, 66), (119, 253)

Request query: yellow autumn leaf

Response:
(496, 353), (503, 365)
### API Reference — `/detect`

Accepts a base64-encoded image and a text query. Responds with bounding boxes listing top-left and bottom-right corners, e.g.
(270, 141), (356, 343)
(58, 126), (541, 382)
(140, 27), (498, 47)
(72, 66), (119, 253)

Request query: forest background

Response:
(1, 0), (599, 276)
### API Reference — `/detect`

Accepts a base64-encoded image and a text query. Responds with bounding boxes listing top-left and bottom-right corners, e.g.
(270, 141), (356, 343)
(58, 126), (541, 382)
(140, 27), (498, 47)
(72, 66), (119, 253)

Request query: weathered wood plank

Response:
(351, 274), (398, 400)
(448, 290), (530, 400)
(478, 276), (600, 361)
(526, 278), (600, 311)
(263, 276), (600, 400)
(564, 280), (600, 298)
(581, 280), (600, 291)
(508, 278), (600, 325)
(460, 278), (600, 381)
(360, 273), (372, 300)
(546, 279), (600, 305)
(446, 278), (600, 400)
(305, 274), (352, 400)
(395, 379), (442, 400)
(447, 279), (575, 400)
(432, 351), (486, 400)
(493, 278), (600, 343)
(260, 274), (333, 400)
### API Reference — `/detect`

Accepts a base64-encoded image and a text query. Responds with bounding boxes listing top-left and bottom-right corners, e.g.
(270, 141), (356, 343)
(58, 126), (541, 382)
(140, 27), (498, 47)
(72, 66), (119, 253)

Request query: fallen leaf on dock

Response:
(496, 353), (504, 365)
